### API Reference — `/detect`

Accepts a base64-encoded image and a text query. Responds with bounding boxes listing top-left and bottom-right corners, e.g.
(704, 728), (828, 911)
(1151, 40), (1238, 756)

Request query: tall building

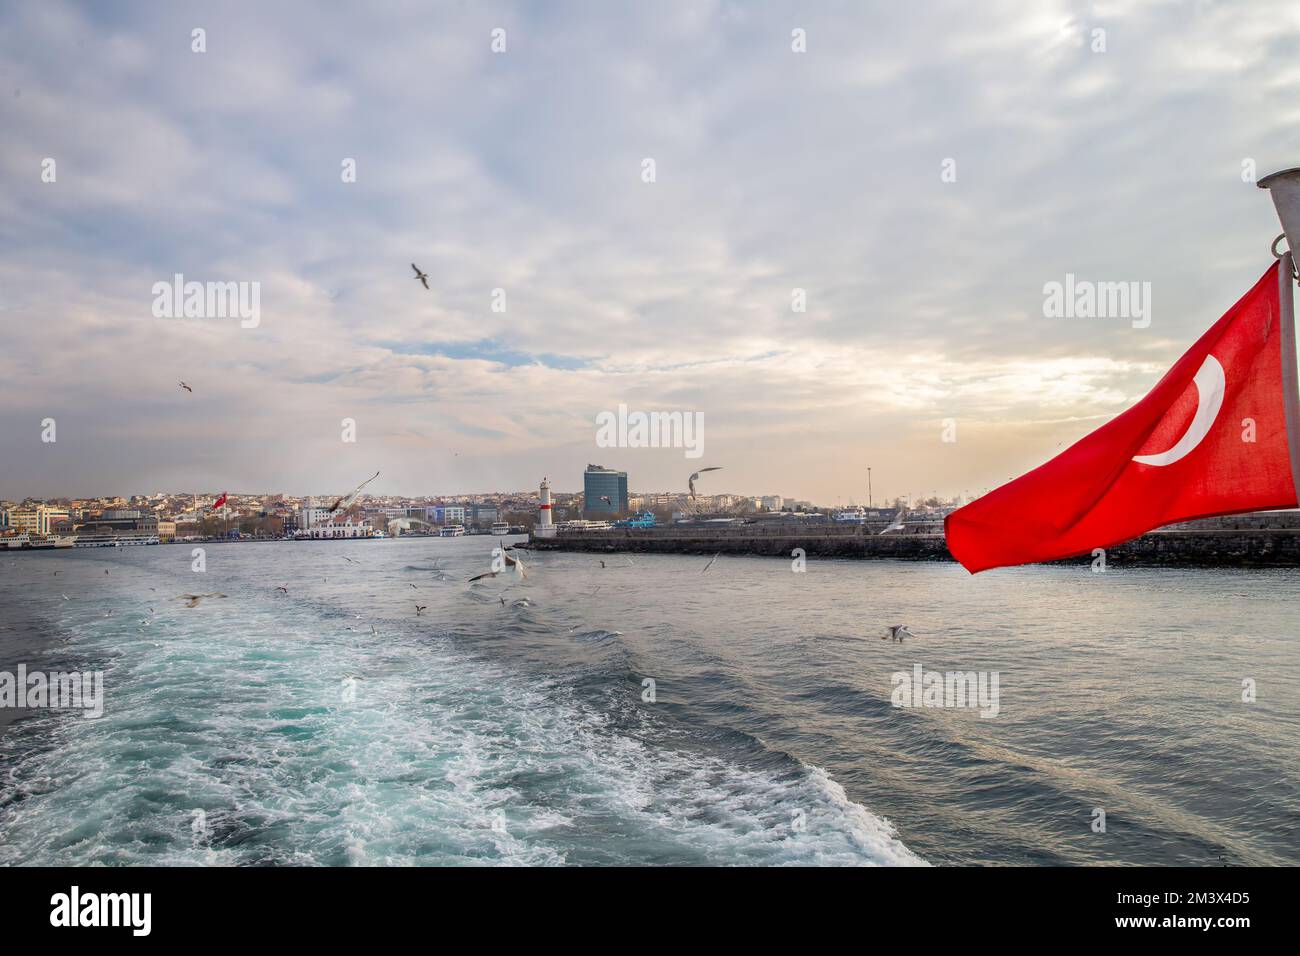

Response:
(583, 464), (628, 516)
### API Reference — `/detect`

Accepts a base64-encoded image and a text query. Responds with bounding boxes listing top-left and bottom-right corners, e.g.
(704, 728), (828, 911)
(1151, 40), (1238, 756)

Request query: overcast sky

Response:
(3, 0), (1300, 505)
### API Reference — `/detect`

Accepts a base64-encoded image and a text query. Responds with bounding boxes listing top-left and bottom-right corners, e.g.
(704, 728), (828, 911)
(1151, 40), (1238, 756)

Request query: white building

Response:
(296, 516), (374, 539)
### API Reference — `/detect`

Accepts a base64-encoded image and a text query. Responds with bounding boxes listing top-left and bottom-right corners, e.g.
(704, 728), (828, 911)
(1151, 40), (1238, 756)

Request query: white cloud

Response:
(3, 0), (1299, 503)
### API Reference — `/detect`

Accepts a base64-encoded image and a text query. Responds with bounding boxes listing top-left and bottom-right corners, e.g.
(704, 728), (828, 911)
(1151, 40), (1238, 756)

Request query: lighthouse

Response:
(536, 476), (556, 537)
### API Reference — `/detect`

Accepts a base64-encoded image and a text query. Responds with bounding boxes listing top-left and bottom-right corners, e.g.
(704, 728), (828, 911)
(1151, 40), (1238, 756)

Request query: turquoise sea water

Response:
(0, 538), (1295, 866)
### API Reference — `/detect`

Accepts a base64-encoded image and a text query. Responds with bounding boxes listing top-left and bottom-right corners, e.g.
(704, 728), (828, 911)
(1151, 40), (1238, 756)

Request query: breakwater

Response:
(529, 525), (1300, 567)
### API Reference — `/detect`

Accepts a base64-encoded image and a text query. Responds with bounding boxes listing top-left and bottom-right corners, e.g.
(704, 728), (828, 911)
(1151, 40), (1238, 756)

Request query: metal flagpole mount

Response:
(1259, 167), (1300, 275)
(1259, 167), (1300, 506)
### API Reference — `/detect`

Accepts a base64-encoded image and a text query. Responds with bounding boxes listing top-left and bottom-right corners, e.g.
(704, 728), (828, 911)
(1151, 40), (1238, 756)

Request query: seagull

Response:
(878, 507), (906, 535)
(688, 467), (723, 499)
(411, 263), (430, 290)
(342, 556), (360, 565)
(501, 550), (525, 578)
(415, 604), (427, 615)
(327, 471), (380, 514)
(599, 560), (606, 569)
(701, 553), (720, 573)
(467, 570), (500, 582)
(409, 583), (417, 589)
(178, 381), (193, 393)
(883, 625), (914, 642)
(370, 624), (378, 637)
(499, 596), (507, 605)
(61, 593), (69, 600)
(175, 593), (228, 608)
(275, 585), (288, 594)
(599, 496), (612, 505)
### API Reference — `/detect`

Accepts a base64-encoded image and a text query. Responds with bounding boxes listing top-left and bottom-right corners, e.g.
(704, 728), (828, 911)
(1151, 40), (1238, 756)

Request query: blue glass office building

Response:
(583, 464), (628, 516)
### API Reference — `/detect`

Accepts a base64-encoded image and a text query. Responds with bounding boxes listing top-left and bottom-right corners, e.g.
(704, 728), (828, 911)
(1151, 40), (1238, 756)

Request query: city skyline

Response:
(5, 2), (1300, 504)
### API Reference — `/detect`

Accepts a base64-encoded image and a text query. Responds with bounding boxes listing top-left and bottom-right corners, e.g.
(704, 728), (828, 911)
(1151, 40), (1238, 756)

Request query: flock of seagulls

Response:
(118, 267), (919, 666)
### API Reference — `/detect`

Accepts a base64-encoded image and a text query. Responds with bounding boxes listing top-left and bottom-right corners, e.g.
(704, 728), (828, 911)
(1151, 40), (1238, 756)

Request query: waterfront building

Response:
(295, 517), (374, 539)
(583, 464), (628, 516)
(9, 506), (70, 536)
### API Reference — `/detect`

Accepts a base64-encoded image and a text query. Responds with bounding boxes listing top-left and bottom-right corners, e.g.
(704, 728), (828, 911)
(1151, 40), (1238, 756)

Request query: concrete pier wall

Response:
(528, 527), (1300, 567)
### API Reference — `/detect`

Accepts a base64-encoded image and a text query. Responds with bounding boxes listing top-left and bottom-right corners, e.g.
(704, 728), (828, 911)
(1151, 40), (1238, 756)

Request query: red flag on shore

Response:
(946, 262), (1300, 573)
(210, 492), (228, 512)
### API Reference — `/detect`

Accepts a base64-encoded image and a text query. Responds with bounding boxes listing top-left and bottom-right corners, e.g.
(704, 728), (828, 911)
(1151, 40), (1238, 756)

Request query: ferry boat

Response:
(490, 520), (511, 536)
(73, 533), (160, 548)
(439, 525), (466, 537)
(3, 533), (80, 549)
(834, 507), (868, 524)
(556, 519), (612, 532)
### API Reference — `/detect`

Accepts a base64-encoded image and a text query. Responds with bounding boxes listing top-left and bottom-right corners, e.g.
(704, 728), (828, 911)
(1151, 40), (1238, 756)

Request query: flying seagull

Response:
(688, 467), (723, 499)
(175, 593), (228, 608)
(411, 263), (430, 290)
(882, 625), (914, 642)
(701, 553), (720, 573)
(878, 507), (906, 535)
(178, 381), (192, 393)
(501, 550), (525, 578)
(327, 471), (380, 514)
(467, 570), (500, 582)
(415, 604), (427, 615)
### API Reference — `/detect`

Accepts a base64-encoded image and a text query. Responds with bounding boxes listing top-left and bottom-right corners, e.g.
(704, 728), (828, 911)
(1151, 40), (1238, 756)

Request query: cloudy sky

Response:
(3, 0), (1300, 505)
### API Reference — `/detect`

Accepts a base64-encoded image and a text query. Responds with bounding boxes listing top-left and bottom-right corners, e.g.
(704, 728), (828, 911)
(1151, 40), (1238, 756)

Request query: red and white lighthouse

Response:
(536, 476), (555, 537)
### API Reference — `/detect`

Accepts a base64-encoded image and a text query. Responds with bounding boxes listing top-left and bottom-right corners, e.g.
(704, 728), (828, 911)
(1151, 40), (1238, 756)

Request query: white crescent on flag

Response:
(1132, 355), (1226, 467)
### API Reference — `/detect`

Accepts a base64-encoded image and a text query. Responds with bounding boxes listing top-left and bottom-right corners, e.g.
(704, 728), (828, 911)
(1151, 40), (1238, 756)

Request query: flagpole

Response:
(1258, 168), (1300, 506)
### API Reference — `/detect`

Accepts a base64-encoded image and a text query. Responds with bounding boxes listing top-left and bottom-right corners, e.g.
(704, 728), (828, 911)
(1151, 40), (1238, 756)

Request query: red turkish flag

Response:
(946, 262), (1299, 573)
(210, 492), (228, 512)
